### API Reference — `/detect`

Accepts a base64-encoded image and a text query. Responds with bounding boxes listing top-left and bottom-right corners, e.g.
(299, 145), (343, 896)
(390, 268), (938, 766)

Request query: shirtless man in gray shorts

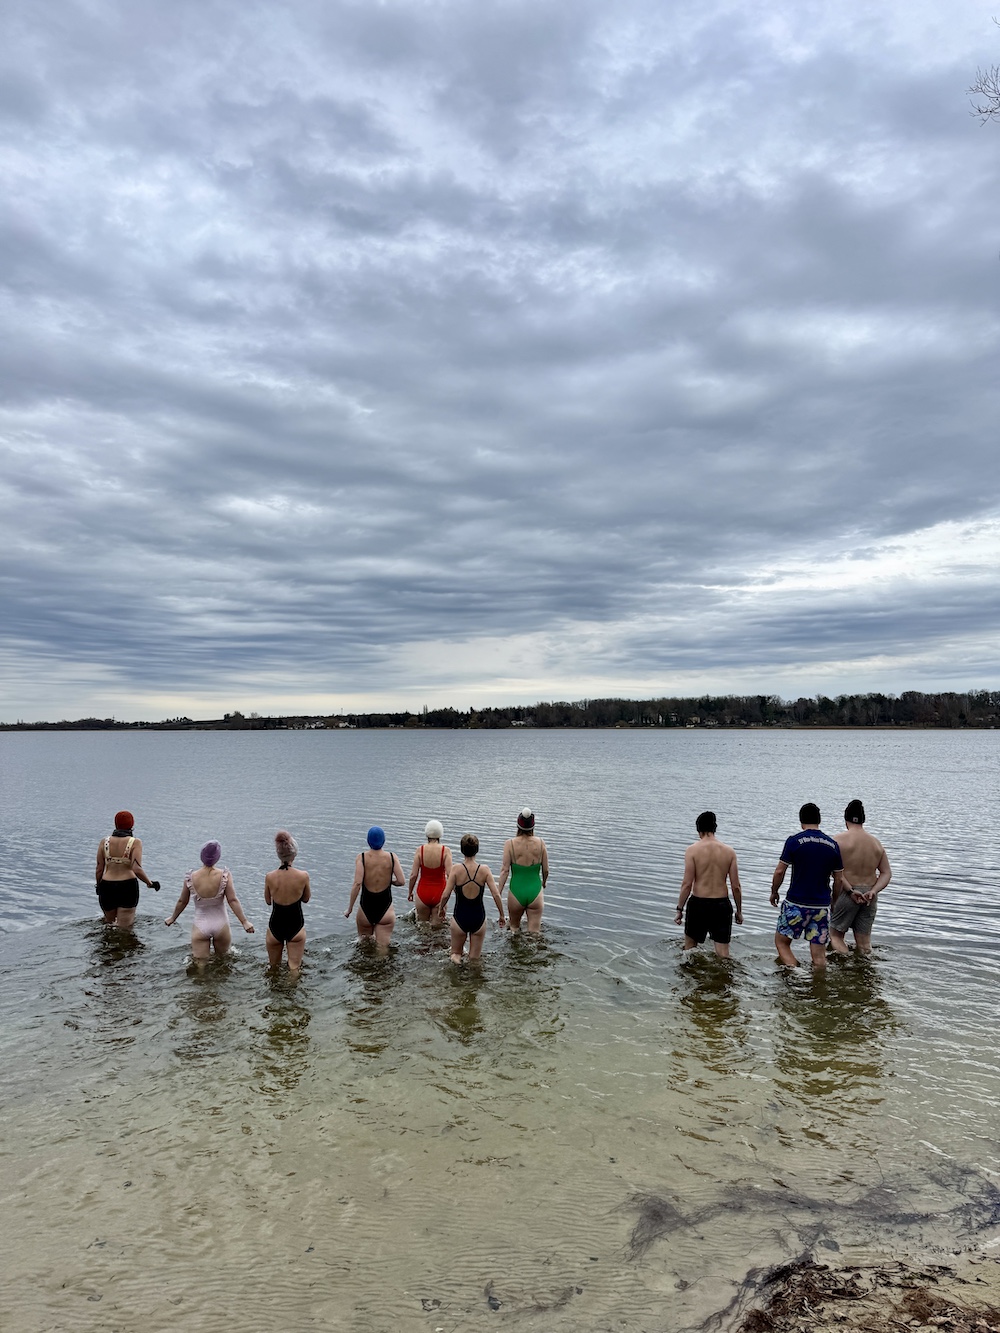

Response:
(831, 799), (892, 956)
(675, 811), (743, 958)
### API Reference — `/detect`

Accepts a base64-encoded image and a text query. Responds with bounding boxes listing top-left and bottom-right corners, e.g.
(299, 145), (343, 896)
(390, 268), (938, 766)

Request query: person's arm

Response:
(345, 856), (363, 917)
(300, 872), (311, 904)
(130, 838), (159, 890)
(96, 841), (106, 887)
(770, 861), (788, 907)
(832, 869), (845, 899)
(391, 853), (405, 887)
(675, 848), (696, 926)
(443, 846), (453, 878)
(729, 853), (743, 924)
(440, 865), (458, 914)
(866, 848), (892, 901)
(484, 868), (506, 926)
(498, 840), (512, 892)
(223, 874), (255, 933)
(165, 881), (191, 926)
(540, 840), (549, 888)
(408, 849), (421, 900)
(264, 873), (273, 906)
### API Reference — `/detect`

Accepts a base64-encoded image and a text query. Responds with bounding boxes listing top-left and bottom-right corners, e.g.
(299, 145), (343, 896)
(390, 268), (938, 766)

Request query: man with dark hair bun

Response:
(675, 811), (743, 958)
(830, 800), (892, 956)
(770, 803), (844, 969)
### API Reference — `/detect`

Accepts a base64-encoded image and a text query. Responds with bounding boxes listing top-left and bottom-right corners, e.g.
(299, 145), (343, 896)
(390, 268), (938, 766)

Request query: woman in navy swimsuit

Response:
(439, 834), (505, 964)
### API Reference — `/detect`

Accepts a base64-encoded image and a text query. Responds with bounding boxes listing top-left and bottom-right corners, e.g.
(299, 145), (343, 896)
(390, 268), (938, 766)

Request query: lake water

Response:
(1, 729), (998, 1332)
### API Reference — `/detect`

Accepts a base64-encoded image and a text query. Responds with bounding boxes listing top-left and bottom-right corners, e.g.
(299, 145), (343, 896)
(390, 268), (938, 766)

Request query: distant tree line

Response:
(3, 691), (998, 731)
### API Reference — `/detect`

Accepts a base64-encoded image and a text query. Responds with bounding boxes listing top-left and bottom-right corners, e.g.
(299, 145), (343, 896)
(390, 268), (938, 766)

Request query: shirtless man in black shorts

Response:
(675, 811), (743, 958)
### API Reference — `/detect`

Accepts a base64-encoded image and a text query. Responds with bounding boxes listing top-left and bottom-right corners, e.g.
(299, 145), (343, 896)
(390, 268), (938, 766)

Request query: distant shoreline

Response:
(1, 688), (997, 732)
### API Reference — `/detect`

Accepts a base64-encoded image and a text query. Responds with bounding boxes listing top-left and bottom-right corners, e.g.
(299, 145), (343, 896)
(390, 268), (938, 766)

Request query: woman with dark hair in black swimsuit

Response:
(264, 830), (310, 973)
(440, 834), (505, 964)
(345, 825), (404, 954)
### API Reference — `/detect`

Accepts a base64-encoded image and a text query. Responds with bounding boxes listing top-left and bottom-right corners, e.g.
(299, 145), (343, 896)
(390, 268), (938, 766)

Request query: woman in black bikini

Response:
(94, 809), (160, 931)
(264, 830), (310, 973)
(345, 826), (404, 953)
(439, 834), (505, 964)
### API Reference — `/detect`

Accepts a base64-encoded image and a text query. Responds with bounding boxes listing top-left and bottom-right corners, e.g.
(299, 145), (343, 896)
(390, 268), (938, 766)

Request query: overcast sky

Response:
(2, 0), (998, 720)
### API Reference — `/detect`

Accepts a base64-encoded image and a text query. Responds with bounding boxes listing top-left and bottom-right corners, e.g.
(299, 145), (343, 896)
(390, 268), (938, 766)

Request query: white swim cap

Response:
(425, 819), (444, 840)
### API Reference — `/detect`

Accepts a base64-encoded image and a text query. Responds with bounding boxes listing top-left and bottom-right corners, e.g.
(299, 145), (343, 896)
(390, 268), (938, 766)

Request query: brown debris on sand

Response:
(738, 1257), (1000, 1333)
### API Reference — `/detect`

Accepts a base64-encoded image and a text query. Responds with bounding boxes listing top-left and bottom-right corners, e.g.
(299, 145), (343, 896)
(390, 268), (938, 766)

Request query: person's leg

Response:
(683, 935), (699, 952)
(191, 929), (211, 962)
(507, 892), (525, 932)
(265, 928), (284, 968)
(829, 929), (850, 955)
(809, 941), (828, 970)
(467, 923), (488, 961)
(853, 931), (873, 956)
(286, 930), (306, 972)
(712, 940), (731, 959)
(356, 908), (375, 941)
(102, 908), (119, 926)
(449, 920), (467, 963)
(523, 892), (544, 934)
(414, 899), (431, 923)
(115, 907), (137, 932)
(212, 923), (233, 958)
(374, 907), (396, 953)
(774, 931), (799, 967)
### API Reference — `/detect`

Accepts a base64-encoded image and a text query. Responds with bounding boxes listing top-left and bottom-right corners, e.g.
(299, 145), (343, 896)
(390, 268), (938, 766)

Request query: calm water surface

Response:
(0, 729), (998, 1332)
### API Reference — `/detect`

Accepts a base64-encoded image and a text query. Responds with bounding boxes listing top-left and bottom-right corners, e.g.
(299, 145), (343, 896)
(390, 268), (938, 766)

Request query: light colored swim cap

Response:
(275, 830), (298, 862)
(200, 840), (222, 866)
(367, 826), (386, 850)
(425, 819), (444, 840)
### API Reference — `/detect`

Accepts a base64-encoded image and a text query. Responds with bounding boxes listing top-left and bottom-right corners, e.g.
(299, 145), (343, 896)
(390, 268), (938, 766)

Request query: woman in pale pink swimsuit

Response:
(164, 840), (255, 962)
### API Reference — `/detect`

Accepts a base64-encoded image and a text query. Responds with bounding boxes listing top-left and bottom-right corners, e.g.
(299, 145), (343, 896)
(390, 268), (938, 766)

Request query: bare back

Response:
(357, 847), (400, 892)
(265, 865), (310, 905)
(191, 865), (225, 898)
(686, 838), (738, 898)
(98, 834), (143, 882)
(833, 826), (886, 889)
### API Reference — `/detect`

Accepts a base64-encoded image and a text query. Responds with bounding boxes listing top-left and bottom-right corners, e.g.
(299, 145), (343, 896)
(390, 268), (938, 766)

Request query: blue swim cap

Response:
(367, 825), (385, 850)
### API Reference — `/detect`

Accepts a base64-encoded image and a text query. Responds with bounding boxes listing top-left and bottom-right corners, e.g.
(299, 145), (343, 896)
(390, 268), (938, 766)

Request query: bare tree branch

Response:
(969, 18), (1000, 122)
(969, 64), (1000, 122)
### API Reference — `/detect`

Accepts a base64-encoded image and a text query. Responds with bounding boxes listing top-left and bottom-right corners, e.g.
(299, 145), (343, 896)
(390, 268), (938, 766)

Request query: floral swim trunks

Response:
(776, 900), (830, 945)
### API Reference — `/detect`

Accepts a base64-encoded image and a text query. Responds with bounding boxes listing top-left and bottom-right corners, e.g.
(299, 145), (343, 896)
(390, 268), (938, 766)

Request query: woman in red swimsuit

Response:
(407, 820), (453, 925)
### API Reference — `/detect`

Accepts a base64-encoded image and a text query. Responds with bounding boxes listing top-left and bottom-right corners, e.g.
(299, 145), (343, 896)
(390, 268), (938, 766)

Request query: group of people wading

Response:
(676, 799), (892, 968)
(96, 807), (549, 970)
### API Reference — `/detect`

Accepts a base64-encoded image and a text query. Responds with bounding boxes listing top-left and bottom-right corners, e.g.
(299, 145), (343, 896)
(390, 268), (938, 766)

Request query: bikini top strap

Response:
(104, 838), (111, 859)
(125, 836), (135, 859)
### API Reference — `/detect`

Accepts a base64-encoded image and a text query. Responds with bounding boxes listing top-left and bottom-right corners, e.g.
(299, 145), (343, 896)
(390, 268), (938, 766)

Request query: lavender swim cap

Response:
(200, 840), (222, 866)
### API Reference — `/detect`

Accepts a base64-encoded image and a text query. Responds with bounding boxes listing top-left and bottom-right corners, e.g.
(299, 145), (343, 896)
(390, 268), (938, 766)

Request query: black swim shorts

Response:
(684, 896), (733, 945)
(97, 878), (140, 912)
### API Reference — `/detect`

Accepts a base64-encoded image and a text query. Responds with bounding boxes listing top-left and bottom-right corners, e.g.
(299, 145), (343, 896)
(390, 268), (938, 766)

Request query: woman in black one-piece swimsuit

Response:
(345, 826), (405, 953)
(264, 830), (311, 973)
(439, 834), (506, 964)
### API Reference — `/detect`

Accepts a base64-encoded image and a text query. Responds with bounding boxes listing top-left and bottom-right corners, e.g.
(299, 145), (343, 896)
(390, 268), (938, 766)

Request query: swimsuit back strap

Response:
(419, 845), (424, 867)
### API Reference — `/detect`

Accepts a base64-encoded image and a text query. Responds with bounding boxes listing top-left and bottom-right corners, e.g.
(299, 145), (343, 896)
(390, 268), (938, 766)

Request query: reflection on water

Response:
(250, 991), (313, 1097)
(343, 943), (407, 1056)
(677, 953), (751, 1078)
(770, 955), (901, 1110)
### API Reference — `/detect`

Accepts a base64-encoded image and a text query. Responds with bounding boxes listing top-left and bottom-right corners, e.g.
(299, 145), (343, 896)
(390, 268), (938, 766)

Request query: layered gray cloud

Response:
(1, 0), (998, 717)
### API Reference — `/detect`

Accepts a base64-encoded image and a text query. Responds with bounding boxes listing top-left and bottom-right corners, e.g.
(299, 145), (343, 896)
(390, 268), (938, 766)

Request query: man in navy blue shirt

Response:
(769, 802), (844, 969)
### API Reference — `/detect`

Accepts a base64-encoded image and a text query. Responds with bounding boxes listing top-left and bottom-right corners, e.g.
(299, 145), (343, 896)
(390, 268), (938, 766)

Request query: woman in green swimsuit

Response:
(498, 808), (549, 933)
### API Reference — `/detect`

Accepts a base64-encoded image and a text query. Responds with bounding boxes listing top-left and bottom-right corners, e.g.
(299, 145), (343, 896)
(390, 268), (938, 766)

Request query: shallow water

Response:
(0, 729), (998, 1331)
